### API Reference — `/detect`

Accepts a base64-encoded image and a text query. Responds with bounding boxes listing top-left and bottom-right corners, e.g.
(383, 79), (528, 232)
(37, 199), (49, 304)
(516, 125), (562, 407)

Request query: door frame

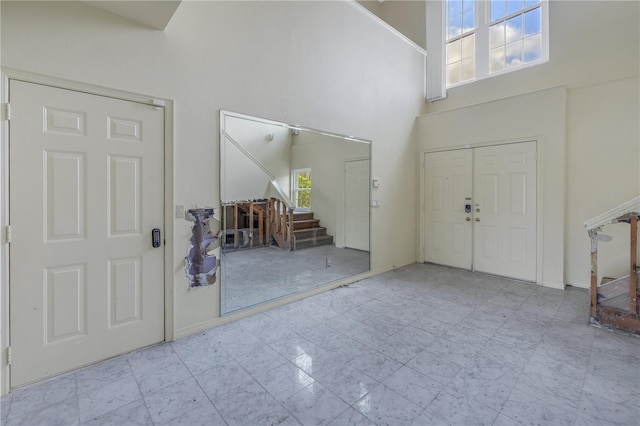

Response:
(0, 68), (175, 395)
(343, 156), (371, 250)
(418, 137), (544, 285)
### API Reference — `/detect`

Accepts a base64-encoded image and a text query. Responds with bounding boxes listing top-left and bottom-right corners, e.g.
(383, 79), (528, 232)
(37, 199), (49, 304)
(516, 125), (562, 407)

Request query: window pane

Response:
(462, 0), (474, 12)
(524, 7), (541, 36)
(448, 15), (463, 39)
(491, 0), (506, 21)
(489, 22), (505, 49)
(524, 0), (541, 7)
(462, 9), (475, 32)
(505, 41), (523, 67)
(505, 15), (523, 44)
(447, 39), (462, 64)
(449, 0), (462, 18)
(296, 190), (311, 209)
(523, 34), (542, 62)
(461, 34), (475, 59)
(447, 62), (461, 86)
(506, 0), (524, 16)
(461, 57), (475, 81)
(490, 47), (505, 73)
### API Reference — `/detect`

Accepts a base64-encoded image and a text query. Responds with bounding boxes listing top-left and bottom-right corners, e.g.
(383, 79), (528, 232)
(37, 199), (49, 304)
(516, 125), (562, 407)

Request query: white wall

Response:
(356, 0), (426, 49)
(417, 87), (567, 288)
(0, 1), (425, 340)
(566, 77), (640, 286)
(222, 113), (291, 202)
(291, 133), (370, 246)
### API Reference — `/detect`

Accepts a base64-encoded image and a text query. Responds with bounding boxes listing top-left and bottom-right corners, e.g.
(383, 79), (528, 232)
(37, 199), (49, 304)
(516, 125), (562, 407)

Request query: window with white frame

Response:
(445, 0), (547, 87)
(292, 168), (311, 210)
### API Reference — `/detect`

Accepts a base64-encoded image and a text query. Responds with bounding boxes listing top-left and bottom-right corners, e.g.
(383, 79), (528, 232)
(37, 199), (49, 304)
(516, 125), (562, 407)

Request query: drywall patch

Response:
(185, 208), (220, 288)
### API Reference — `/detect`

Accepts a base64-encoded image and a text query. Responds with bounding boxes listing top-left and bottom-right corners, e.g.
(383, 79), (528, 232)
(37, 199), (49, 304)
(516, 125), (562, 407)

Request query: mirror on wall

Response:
(220, 110), (371, 314)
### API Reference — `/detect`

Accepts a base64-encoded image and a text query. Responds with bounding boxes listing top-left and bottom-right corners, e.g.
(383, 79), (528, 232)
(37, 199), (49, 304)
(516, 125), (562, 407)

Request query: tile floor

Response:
(2, 263), (639, 426)
(222, 245), (369, 313)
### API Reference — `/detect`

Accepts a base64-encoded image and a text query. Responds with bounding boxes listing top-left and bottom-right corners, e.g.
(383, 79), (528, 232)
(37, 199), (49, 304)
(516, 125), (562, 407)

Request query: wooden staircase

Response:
(287, 211), (334, 250)
(222, 198), (334, 251)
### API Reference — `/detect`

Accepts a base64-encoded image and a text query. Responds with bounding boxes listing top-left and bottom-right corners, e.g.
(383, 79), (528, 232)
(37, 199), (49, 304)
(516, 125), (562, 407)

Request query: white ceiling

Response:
(83, 0), (182, 30)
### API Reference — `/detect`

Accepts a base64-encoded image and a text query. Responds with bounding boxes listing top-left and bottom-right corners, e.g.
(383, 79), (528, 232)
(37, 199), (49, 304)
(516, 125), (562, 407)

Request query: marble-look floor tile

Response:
(254, 362), (315, 401)
(417, 387), (499, 426)
(383, 365), (443, 408)
(75, 356), (132, 396)
(348, 351), (403, 382)
(293, 347), (347, 379)
(127, 343), (180, 373)
(171, 336), (231, 375)
(213, 379), (290, 426)
(1, 393), (12, 425)
(500, 386), (578, 426)
(445, 369), (514, 412)
(327, 407), (376, 426)
(354, 385), (422, 426)
(195, 358), (254, 401)
(314, 364), (378, 405)
(78, 375), (142, 423)
(144, 377), (211, 425)
(407, 349), (464, 385)
(577, 390), (639, 426)
(268, 335), (319, 361)
(155, 402), (225, 426)
(282, 382), (349, 426)
(133, 357), (192, 396)
(235, 344), (288, 377)
(6, 395), (79, 426)
(81, 400), (151, 426)
(9, 372), (77, 417)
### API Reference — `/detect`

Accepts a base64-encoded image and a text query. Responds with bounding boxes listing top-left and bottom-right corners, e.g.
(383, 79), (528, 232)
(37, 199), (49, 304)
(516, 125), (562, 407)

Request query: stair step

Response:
(293, 212), (314, 221)
(295, 235), (334, 250)
(292, 219), (320, 230)
(293, 227), (327, 240)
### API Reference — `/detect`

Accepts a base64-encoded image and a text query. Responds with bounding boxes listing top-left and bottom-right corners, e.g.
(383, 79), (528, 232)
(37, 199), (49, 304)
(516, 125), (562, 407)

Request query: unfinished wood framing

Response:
(585, 197), (640, 334)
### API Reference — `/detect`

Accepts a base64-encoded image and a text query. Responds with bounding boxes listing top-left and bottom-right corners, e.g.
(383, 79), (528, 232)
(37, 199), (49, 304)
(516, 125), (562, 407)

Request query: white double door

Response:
(9, 81), (165, 387)
(424, 142), (537, 281)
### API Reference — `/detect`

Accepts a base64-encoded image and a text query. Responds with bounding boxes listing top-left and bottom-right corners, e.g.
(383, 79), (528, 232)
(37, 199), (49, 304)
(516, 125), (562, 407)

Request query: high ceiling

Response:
(82, 0), (182, 30)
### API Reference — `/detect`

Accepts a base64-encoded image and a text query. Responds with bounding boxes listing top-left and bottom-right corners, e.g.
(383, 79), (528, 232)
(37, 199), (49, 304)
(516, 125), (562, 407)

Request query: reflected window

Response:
(292, 168), (312, 210)
(444, 0), (547, 88)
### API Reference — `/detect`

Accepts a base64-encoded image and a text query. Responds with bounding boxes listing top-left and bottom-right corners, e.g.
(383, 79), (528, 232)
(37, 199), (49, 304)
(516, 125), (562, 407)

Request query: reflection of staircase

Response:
(289, 212), (334, 250)
(223, 198), (334, 251)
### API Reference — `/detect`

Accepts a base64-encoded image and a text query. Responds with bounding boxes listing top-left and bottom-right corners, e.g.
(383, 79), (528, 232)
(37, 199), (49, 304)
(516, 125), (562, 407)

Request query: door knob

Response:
(475, 218), (480, 222)
(465, 217), (471, 222)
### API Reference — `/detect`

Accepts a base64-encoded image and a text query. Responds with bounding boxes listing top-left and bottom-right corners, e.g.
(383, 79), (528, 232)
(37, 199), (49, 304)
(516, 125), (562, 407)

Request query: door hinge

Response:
(1, 103), (9, 121)
(5, 225), (11, 244)
(6, 347), (11, 366)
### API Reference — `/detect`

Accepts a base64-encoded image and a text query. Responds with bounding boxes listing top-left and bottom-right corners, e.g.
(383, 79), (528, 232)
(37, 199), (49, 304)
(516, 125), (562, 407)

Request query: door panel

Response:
(345, 159), (370, 251)
(424, 150), (473, 269)
(473, 142), (537, 281)
(9, 81), (165, 387)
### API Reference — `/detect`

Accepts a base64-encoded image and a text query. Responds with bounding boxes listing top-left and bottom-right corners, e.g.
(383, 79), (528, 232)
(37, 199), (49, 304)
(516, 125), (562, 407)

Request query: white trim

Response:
(0, 73), (10, 396)
(418, 138), (544, 286)
(346, 1), (427, 56)
(0, 69), (175, 395)
(343, 156), (371, 250)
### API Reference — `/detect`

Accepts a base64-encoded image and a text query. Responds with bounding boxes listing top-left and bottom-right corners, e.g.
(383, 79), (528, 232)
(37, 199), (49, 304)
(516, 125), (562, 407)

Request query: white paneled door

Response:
(423, 150), (473, 269)
(345, 159), (370, 251)
(9, 81), (165, 387)
(473, 142), (537, 281)
(424, 142), (537, 281)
